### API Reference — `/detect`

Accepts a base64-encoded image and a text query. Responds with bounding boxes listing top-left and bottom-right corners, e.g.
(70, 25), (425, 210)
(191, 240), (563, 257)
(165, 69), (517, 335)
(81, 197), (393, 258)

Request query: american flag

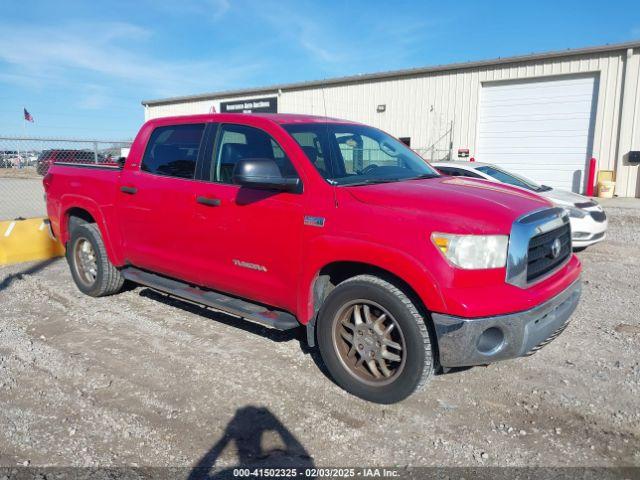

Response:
(24, 108), (34, 123)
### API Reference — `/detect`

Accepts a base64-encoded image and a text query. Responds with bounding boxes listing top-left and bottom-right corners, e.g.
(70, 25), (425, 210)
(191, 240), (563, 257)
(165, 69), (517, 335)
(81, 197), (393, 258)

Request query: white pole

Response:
(16, 115), (23, 169)
(20, 117), (25, 169)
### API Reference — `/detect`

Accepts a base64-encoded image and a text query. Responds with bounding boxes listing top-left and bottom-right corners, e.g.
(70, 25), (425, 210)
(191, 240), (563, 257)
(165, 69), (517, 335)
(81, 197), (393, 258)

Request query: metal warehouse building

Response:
(142, 41), (640, 197)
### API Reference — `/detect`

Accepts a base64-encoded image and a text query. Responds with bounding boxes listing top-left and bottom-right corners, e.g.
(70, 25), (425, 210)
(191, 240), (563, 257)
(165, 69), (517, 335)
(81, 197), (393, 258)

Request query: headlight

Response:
(564, 206), (587, 218)
(431, 233), (509, 269)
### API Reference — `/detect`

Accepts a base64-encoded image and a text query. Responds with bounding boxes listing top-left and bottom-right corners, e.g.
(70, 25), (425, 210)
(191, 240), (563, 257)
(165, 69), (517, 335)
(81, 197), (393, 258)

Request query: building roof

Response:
(142, 40), (640, 107)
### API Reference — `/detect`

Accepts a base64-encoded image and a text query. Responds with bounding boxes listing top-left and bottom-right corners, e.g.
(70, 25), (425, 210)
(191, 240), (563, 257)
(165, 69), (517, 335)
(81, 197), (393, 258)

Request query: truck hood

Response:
(344, 176), (553, 234)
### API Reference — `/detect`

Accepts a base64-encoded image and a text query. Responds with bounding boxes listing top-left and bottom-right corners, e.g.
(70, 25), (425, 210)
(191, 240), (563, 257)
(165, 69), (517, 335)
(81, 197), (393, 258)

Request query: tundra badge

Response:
(304, 216), (325, 227)
(232, 259), (267, 272)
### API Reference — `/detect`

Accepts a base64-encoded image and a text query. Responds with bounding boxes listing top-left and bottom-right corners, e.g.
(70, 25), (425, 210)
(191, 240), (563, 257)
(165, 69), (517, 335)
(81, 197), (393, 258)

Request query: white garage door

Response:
(477, 75), (598, 193)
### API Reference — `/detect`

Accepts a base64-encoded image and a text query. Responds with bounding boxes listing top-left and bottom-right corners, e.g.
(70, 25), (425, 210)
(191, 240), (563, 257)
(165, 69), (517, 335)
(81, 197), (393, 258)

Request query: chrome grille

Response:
(526, 223), (572, 283)
(506, 207), (571, 288)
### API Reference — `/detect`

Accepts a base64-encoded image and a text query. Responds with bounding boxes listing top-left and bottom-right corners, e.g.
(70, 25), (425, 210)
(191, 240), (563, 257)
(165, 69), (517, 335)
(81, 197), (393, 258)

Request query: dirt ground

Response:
(0, 167), (40, 180)
(0, 204), (639, 473)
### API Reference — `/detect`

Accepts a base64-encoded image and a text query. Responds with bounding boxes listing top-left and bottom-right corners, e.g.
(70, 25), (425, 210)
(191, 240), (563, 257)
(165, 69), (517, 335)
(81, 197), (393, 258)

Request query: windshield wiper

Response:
(343, 178), (404, 186)
(407, 173), (439, 180)
(342, 174), (439, 187)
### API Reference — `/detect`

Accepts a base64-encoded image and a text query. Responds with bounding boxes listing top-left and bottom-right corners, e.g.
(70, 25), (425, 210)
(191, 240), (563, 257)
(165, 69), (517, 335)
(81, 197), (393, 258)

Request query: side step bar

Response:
(121, 267), (300, 331)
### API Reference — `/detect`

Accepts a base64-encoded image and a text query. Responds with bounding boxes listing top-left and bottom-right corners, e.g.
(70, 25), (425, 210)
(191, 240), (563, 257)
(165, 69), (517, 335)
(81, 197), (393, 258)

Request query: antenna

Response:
(319, 79), (338, 187)
(320, 84), (328, 119)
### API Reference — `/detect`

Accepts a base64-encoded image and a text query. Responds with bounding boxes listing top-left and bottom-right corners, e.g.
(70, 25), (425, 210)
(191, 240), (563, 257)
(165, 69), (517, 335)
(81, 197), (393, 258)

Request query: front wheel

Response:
(316, 275), (433, 404)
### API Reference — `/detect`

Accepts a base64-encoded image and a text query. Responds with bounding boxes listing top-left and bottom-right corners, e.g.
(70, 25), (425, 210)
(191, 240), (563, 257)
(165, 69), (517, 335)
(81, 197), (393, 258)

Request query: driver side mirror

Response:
(232, 158), (302, 193)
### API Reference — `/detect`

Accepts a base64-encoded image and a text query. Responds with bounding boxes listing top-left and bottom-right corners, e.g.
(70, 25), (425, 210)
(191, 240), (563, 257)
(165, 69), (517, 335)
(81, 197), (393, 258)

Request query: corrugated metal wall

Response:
(145, 48), (640, 197)
(616, 49), (640, 197)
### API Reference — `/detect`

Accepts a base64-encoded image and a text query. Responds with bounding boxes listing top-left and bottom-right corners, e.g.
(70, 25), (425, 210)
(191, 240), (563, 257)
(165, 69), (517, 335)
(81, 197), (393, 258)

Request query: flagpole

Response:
(20, 116), (25, 169)
(16, 112), (23, 169)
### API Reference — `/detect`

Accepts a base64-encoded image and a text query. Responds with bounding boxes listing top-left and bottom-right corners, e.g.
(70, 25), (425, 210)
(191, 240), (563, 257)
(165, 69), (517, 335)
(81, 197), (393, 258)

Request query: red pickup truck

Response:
(44, 113), (582, 403)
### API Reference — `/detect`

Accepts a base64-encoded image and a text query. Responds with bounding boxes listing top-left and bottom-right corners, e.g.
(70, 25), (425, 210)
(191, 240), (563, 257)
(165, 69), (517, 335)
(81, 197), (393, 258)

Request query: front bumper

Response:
(570, 211), (607, 248)
(432, 278), (581, 368)
(572, 231), (606, 248)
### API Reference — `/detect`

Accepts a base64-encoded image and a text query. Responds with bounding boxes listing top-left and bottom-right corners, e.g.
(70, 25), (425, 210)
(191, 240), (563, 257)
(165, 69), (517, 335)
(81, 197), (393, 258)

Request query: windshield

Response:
(283, 123), (439, 185)
(475, 165), (550, 192)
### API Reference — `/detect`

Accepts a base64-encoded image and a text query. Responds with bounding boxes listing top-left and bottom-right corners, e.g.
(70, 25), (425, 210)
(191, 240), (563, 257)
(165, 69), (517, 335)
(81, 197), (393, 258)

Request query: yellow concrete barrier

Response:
(0, 218), (65, 265)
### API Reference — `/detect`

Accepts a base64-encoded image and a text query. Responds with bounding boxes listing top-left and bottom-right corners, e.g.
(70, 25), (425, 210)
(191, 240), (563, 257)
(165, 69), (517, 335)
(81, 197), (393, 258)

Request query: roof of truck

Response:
(251, 113), (358, 124)
(147, 112), (359, 125)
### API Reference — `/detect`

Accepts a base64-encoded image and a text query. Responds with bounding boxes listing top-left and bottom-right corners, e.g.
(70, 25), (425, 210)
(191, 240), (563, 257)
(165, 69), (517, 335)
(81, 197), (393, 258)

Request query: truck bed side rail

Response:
(53, 161), (123, 170)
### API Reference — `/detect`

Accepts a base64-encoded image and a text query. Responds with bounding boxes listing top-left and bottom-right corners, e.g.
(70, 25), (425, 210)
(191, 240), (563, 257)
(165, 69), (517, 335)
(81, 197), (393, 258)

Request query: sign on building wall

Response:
(220, 97), (278, 113)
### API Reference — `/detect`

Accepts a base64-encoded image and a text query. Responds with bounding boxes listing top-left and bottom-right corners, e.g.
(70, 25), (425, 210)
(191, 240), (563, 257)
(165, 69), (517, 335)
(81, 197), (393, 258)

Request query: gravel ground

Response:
(0, 205), (639, 473)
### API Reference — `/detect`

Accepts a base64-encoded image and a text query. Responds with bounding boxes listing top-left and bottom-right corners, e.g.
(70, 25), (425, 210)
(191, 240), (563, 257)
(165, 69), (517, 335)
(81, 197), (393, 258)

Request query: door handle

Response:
(120, 186), (137, 194)
(196, 196), (221, 207)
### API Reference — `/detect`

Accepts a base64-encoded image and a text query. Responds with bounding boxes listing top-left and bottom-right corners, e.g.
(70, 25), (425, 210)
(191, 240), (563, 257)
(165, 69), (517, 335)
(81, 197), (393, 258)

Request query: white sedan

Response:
(432, 161), (607, 250)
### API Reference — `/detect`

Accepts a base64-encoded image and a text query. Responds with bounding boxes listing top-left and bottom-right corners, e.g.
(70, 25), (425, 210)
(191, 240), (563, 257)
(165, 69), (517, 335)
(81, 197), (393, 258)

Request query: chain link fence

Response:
(413, 147), (453, 162)
(413, 120), (454, 163)
(0, 137), (131, 221)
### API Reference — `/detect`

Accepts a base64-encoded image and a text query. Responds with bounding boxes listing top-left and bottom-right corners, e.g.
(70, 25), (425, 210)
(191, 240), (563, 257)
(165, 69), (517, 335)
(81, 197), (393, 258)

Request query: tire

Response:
(316, 274), (433, 404)
(66, 222), (124, 297)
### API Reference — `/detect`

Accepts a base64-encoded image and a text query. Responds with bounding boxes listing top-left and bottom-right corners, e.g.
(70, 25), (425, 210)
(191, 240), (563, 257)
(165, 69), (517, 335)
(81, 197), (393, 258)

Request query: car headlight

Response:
(564, 206), (587, 218)
(431, 233), (509, 269)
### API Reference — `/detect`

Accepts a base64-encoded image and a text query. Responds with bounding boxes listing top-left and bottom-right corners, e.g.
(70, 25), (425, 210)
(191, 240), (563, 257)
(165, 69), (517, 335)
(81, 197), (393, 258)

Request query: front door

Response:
(190, 122), (304, 313)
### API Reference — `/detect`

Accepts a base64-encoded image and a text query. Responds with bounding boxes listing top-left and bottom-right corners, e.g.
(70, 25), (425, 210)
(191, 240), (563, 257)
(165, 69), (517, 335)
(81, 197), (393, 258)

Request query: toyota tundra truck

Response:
(43, 113), (582, 404)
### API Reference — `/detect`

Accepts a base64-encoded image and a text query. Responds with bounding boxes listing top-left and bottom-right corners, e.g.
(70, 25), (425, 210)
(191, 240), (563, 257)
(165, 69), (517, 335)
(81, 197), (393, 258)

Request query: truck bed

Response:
(44, 162), (124, 244)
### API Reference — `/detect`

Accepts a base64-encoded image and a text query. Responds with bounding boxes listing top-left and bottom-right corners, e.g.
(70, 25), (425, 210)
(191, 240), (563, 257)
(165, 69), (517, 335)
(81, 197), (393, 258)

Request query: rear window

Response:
(141, 124), (205, 179)
(73, 151), (95, 161)
(438, 166), (483, 178)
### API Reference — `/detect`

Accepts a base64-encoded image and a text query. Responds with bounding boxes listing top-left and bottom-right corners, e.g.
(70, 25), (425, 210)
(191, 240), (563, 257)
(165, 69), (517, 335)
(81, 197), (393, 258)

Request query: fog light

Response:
(572, 232), (590, 239)
(477, 327), (505, 354)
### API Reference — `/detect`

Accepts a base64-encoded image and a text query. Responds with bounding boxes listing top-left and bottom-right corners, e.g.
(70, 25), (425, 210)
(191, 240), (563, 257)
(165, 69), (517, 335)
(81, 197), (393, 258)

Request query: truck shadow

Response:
(137, 288), (465, 386)
(138, 288), (334, 379)
(138, 288), (307, 345)
(187, 406), (315, 480)
(0, 257), (59, 292)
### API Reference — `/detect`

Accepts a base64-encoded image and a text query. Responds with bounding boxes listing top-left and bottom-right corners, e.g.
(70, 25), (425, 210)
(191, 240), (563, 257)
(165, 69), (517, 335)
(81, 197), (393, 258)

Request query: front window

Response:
(284, 123), (439, 186)
(211, 124), (299, 184)
(476, 165), (549, 192)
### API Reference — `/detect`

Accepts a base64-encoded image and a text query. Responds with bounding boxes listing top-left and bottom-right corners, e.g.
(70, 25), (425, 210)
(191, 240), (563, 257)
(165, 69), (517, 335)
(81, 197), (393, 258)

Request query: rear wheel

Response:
(317, 274), (433, 403)
(67, 223), (124, 297)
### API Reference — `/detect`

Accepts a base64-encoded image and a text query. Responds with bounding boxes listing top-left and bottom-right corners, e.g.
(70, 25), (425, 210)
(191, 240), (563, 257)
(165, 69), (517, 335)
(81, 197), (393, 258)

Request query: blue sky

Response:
(0, 0), (638, 140)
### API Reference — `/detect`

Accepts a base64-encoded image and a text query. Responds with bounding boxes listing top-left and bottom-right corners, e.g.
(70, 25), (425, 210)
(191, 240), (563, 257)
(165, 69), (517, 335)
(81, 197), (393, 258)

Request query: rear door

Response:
(116, 122), (209, 282)
(189, 122), (304, 312)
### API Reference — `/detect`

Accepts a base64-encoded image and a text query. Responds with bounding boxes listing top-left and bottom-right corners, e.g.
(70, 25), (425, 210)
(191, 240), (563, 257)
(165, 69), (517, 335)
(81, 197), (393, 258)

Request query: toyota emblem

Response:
(550, 238), (562, 259)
